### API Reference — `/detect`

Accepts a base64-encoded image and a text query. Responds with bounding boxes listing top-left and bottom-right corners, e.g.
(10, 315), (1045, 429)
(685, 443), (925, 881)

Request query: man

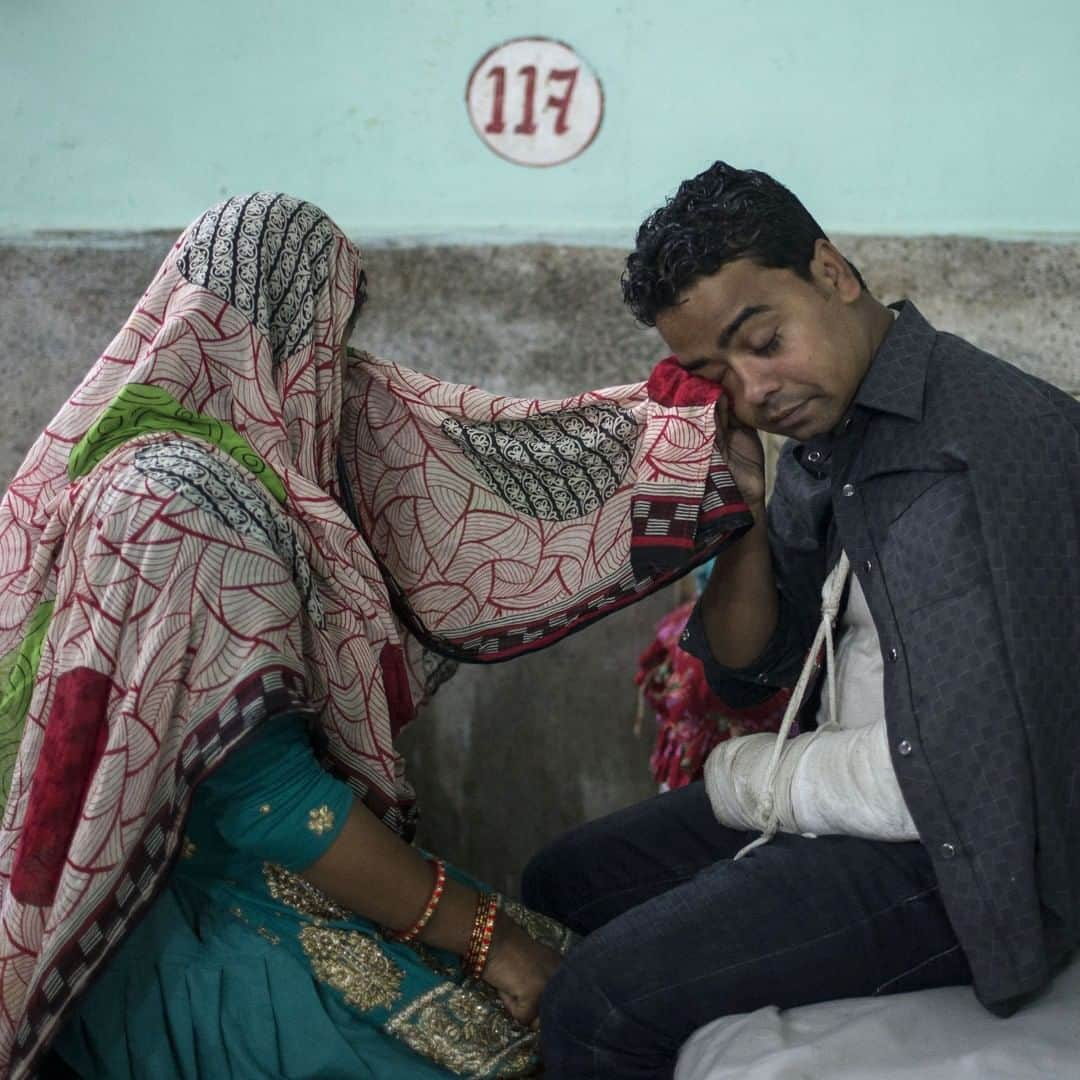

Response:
(522, 161), (1080, 1079)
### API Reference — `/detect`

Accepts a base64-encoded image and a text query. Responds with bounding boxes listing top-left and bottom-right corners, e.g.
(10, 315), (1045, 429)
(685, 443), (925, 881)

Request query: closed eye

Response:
(754, 332), (781, 357)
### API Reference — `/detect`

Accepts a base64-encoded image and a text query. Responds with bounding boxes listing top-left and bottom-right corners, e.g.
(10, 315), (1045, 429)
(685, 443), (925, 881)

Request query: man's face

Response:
(654, 245), (872, 440)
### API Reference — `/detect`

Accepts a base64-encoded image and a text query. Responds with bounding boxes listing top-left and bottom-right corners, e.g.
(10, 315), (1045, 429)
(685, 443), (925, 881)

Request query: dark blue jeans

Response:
(522, 782), (972, 1079)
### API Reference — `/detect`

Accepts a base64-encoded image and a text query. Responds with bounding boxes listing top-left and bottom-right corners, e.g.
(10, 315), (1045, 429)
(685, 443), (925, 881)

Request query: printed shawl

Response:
(0, 194), (750, 1076)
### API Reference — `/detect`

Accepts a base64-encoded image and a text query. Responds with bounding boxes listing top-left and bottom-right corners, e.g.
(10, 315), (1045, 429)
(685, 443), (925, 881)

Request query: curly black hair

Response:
(622, 161), (863, 326)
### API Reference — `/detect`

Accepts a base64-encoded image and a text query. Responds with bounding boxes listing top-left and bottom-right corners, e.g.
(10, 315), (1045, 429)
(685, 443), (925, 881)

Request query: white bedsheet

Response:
(675, 955), (1080, 1080)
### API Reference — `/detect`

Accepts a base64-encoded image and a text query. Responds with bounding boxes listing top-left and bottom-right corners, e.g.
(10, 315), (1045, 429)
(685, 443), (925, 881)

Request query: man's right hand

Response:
(716, 395), (767, 510)
(697, 394), (778, 668)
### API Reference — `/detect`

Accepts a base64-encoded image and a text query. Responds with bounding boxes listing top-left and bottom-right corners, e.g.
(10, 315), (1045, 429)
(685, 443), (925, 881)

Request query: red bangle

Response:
(389, 858), (447, 943)
(465, 892), (500, 979)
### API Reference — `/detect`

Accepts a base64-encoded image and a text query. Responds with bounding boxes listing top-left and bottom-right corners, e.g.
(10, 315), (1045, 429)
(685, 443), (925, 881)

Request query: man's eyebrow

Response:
(717, 304), (771, 348)
(680, 304), (772, 372)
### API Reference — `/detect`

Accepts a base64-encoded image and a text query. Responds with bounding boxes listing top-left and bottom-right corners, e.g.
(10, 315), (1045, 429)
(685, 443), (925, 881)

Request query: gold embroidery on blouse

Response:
(385, 982), (538, 1076)
(257, 926), (281, 946)
(308, 804), (335, 835)
(299, 925), (404, 1013)
(180, 836), (197, 859)
(258, 803), (272, 815)
(262, 862), (351, 921)
(406, 941), (458, 979)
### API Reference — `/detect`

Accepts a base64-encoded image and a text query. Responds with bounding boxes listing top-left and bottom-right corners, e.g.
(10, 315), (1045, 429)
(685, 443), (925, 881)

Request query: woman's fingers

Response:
(499, 988), (540, 1026)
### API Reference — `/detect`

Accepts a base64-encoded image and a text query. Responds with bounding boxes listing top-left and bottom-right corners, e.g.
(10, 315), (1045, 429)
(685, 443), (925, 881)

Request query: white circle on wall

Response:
(466, 37), (604, 168)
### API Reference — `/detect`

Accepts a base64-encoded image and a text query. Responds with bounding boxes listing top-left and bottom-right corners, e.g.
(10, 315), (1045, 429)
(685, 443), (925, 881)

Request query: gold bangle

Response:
(465, 892), (500, 979)
(389, 858), (447, 943)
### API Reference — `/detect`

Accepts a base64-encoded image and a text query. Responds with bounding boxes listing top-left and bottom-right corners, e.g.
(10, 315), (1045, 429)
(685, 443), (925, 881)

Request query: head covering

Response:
(0, 193), (750, 1075)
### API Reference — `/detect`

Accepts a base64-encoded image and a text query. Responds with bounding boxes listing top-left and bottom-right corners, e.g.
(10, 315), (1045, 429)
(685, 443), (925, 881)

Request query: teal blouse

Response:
(53, 714), (564, 1079)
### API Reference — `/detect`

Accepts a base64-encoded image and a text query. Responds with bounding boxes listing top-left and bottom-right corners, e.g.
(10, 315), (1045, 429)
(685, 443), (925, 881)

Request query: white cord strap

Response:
(733, 549), (851, 861)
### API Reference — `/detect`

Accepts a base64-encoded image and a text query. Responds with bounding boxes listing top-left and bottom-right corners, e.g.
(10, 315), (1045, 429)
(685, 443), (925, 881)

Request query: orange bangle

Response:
(465, 892), (500, 979)
(389, 858), (447, 943)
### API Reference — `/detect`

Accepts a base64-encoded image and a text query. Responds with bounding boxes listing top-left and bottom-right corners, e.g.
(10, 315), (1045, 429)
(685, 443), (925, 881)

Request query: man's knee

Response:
(541, 955), (608, 1047)
(541, 942), (677, 1078)
(540, 948), (617, 1070)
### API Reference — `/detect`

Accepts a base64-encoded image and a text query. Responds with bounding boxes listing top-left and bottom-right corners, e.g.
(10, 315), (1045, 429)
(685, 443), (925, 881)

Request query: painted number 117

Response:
(467, 38), (603, 167)
(484, 65), (580, 136)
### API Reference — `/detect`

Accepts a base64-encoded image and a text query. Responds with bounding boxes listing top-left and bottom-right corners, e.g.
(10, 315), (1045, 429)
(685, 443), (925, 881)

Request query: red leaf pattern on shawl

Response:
(0, 210), (398, 1074)
(0, 197), (749, 1075)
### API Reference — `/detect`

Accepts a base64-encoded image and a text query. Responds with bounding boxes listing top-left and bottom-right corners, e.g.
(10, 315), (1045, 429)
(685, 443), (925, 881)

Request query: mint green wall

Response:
(5, 0), (1079, 241)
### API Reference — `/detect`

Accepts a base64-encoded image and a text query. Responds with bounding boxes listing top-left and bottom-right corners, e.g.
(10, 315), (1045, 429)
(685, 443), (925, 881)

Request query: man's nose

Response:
(736, 362), (781, 407)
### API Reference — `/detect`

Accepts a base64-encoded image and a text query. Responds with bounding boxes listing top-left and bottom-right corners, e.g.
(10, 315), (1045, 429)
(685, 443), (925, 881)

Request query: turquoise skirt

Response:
(53, 714), (572, 1078)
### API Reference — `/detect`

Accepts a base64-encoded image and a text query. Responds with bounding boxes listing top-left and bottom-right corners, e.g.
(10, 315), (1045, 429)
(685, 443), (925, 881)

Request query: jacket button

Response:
(887, 647), (899, 662)
(680, 629), (690, 644)
(756, 672), (769, 683)
(842, 483), (856, 497)
(940, 843), (957, 860)
(863, 560), (873, 573)
(897, 739), (913, 756)
(806, 449), (824, 464)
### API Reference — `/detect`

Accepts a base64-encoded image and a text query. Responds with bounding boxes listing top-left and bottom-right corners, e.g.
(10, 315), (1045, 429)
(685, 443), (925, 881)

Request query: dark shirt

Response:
(683, 301), (1080, 1012)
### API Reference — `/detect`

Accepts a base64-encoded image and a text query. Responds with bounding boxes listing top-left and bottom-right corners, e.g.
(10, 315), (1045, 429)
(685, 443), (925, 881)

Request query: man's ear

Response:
(810, 238), (861, 303)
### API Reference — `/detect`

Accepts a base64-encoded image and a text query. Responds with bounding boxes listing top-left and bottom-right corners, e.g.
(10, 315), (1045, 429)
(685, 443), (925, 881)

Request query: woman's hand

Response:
(482, 913), (562, 1026)
(716, 395), (767, 510)
(303, 807), (560, 1027)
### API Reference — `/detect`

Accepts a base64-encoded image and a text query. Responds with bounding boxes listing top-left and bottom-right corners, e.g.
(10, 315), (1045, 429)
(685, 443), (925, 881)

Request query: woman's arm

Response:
(304, 800), (561, 1025)
(202, 711), (562, 1026)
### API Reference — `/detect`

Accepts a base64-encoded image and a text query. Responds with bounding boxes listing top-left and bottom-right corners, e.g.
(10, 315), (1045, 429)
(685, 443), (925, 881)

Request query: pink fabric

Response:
(646, 355), (724, 408)
(0, 204), (375, 1074)
(10, 668), (112, 907)
(0, 194), (750, 1075)
(342, 357), (749, 658)
(378, 643), (414, 739)
(637, 600), (790, 790)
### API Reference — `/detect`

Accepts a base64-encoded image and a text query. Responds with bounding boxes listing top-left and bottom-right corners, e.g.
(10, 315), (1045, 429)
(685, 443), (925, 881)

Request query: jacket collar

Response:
(793, 301), (937, 477)
(851, 300), (935, 423)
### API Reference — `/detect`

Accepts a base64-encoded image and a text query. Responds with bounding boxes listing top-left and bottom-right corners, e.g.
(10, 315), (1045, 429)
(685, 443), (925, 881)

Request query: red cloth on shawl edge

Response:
(646, 356), (724, 408)
(12, 667), (113, 906)
(378, 643), (414, 738)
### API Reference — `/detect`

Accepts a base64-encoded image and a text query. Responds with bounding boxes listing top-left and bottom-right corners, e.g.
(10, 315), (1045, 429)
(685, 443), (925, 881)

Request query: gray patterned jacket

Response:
(684, 301), (1080, 1013)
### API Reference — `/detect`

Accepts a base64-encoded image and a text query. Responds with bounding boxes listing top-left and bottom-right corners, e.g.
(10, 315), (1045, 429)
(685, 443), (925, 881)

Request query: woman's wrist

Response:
(387, 857), (447, 943)
(479, 911), (526, 988)
(406, 873), (493, 961)
(464, 892), (500, 978)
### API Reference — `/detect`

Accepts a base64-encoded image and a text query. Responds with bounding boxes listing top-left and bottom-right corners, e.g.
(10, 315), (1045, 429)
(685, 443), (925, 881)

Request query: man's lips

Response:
(765, 399), (812, 429)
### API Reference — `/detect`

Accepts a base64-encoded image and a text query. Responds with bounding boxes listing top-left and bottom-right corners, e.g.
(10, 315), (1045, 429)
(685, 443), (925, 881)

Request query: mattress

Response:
(676, 954), (1080, 1080)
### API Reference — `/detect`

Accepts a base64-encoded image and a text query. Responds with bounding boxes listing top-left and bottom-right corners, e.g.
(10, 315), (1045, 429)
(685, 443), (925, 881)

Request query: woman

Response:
(0, 194), (751, 1078)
